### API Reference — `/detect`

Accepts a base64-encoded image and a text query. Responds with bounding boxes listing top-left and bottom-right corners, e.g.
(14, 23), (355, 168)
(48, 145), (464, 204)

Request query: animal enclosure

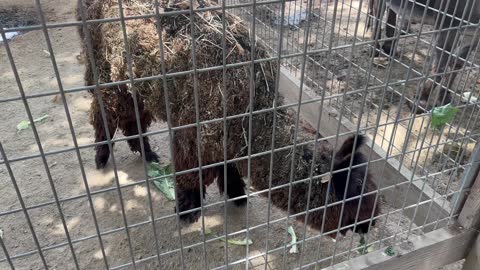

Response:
(1, 0), (480, 269)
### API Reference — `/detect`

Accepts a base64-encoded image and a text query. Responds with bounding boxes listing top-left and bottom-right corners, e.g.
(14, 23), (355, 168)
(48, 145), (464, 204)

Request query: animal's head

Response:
(330, 135), (380, 236)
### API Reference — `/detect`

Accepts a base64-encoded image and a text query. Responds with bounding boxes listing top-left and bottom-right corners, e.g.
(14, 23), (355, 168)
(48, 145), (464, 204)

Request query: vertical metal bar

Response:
(375, 0), (398, 136)
(3, 4), (80, 266)
(75, 0), (142, 268)
(310, 0), (394, 265)
(444, 46), (480, 211)
(115, 0), (163, 265)
(0, 230), (14, 270)
(343, 3), (410, 257)
(431, 100), (480, 231)
(36, 1), (113, 268)
(294, 0), (326, 264)
(245, 0), (259, 267)
(308, 1), (357, 269)
(401, 0), (458, 172)
(405, 0), (479, 237)
(0, 141), (47, 269)
(317, 0), (398, 260)
(421, 1), (472, 110)
(393, 2), (464, 241)
(373, 0), (450, 248)
(447, 111), (480, 226)
(75, 1), (140, 268)
(336, 0), (347, 48)
(187, 1), (209, 269)
(376, 0), (415, 159)
(389, 0), (467, 244)
(263, 0), (288, 268)
(452, 143), (480, 213)
(321, 0), (380, 265)
(284, 0), (294, 73)
(433, 37), (480, 229)
(152, 1), (187, 268)
(279, 0), (317, 266)
(329, 10), (388, 270)
(220, 0), (231, 268)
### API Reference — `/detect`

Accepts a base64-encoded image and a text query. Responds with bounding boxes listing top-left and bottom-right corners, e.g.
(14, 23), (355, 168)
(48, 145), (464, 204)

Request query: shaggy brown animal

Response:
(76, 0), (159, 169)
(77, 0), (379, 236)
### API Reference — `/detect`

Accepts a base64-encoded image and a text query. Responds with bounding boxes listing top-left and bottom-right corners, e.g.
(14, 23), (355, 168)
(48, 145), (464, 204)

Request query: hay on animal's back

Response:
(81, 0), (281, 153)
(78, 0), (380, 234)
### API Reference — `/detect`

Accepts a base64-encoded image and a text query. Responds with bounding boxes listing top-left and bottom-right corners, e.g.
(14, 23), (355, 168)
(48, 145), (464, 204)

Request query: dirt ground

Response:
(0, 0), (468, 269)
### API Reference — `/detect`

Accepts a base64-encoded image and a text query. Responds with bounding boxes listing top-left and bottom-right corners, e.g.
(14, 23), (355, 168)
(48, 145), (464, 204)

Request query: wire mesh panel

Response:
(0, 0), (479, 269)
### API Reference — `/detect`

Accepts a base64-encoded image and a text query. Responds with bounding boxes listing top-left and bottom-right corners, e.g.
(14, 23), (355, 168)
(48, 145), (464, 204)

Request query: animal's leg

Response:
(172, 127), (215, 223)
(91, 99), (117, 169)
(119, 96), (159, 163)
(382, 8), (398, 56)
(176, 167), (218, 223)
(176, 179), (204, 224)
(371, 0), (385, 57)
(415, 30), (460, 113)
(440, 45), (472, 102)
(216, 164), (247, 206)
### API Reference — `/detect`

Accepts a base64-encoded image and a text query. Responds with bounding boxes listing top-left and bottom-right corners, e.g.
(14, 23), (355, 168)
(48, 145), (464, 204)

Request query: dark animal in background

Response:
(368, 0), (480, 113)
(77, 0), (380, 237)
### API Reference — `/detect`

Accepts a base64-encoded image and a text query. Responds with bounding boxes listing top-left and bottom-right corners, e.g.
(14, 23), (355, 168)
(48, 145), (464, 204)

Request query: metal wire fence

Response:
(1, 0), (480, 269)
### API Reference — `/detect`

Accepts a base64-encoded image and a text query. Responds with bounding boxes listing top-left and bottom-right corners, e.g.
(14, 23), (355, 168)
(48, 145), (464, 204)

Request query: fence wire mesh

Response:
(1, 0), (480, 269)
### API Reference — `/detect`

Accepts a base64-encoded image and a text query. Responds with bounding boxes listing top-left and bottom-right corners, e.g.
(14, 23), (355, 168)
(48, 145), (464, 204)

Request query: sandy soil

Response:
(0, 0), (467, 270)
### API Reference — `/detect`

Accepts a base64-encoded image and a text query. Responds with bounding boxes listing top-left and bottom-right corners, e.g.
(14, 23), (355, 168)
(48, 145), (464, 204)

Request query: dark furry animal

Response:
(76, 0), (159, 169)
(367, 0), (480, 113)
(77, 0), (379, 237)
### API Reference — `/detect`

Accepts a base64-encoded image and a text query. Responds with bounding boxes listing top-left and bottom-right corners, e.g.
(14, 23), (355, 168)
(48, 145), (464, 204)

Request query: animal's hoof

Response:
(95, 154), (109, 169)
(177, 208), (201, 224)
(381, 44), (399, 57)
(408, 99), (430, 114)
(145, 151), (160, 163)
(370, 46), (381, 57)
(176, 189), (202, 224)
(354, 220), (375, 234)
(233, 197), (247, 207)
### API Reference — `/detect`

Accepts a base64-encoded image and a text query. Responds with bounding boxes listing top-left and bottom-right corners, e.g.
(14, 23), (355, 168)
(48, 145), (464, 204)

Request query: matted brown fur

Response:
(77, 0), (379, 236)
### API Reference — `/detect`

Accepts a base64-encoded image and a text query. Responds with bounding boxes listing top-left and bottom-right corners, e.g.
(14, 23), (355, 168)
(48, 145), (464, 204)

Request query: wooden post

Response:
(460, 170), (480, 270)
(458, 170), (480, 230)
(462, 234), (480, 270)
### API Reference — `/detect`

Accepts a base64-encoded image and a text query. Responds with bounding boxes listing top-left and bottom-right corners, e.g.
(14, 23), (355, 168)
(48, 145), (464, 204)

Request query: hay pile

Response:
(78, 0), (378, 233)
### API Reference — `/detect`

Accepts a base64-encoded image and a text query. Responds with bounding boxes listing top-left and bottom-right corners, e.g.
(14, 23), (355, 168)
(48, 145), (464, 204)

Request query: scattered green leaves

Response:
(358, 235), (374, 255)
(219, 237), (253, 246)
(383, 246), (396, 256)
(16, 121), (30, 131)
(16, 114), (49, 132)
(287, 226), (298, 254)
(197, 227), (252, 246)
(431, 104), (458, 129)
(34, 115), (49, 123)
(147, 162), (175, 201)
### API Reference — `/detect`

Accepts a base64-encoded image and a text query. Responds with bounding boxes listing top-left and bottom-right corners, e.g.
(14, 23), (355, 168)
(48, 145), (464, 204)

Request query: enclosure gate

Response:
(1, 0), (480, 269)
